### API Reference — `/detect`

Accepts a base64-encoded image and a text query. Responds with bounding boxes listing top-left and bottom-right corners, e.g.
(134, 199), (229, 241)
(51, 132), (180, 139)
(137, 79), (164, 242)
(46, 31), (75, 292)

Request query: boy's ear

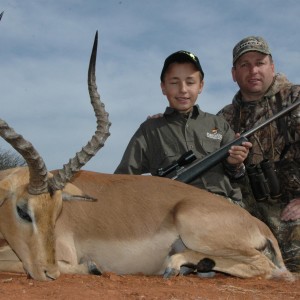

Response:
(160, 82), (166, 95)
(198, 80), (204, 94)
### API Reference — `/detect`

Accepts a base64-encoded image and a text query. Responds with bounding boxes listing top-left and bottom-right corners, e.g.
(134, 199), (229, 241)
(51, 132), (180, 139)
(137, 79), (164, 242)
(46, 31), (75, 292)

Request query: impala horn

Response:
(0, 119), (48, 195)
(0, 31), (111, 195)
(49, 31), (111, 191)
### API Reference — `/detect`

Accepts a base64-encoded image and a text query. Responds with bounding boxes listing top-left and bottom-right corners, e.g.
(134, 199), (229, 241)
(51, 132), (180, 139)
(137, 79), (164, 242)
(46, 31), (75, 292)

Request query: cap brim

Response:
(233, 49), (271, 64)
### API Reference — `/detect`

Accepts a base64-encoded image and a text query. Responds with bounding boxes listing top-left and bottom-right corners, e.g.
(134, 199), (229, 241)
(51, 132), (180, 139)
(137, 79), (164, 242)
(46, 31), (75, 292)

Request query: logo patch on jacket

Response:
(206, 128), (222, 140)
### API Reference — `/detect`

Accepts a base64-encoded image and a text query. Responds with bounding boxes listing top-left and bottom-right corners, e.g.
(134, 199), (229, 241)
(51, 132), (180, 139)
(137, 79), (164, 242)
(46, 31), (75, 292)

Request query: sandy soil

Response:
(0, 271), (299, 300)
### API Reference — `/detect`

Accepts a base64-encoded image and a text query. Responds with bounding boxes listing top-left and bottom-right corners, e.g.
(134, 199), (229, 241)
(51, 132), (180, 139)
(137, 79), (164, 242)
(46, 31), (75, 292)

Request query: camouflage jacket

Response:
(218, 73), (300, 201)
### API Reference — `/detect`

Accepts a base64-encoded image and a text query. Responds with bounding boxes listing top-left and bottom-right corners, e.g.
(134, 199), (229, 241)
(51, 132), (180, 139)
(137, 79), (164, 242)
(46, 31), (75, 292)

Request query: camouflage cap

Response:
(160, 50), (204, 81)
(232, 36), (271, 64)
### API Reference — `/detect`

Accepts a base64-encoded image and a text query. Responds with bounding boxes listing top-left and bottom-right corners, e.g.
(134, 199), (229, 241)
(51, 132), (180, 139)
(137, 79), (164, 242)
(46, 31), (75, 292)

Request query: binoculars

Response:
(156, 150), (196, 177)
(246, 159), (281, 202)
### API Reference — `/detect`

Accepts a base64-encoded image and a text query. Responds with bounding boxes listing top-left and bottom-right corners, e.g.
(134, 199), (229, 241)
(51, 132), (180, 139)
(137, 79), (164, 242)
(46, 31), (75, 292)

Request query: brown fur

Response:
(0, 167), (294, 281)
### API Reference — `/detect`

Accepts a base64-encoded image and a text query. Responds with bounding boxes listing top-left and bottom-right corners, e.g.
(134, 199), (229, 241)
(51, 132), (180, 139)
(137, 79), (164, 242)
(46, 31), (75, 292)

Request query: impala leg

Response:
(56, 235), (101, 275)
(164, 248), (292, 279)
(0, 244), (25, 273)
(57, 258), (101, 275)
(0, 261), (25, 273)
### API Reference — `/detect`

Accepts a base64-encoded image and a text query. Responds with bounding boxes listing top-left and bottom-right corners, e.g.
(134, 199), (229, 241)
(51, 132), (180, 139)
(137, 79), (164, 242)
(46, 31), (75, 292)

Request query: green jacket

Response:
(115, 105), (243, 201)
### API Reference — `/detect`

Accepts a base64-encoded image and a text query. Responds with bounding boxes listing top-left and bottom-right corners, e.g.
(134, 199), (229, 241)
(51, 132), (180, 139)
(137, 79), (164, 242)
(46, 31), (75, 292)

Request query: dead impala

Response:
(0, 32), (294, 281)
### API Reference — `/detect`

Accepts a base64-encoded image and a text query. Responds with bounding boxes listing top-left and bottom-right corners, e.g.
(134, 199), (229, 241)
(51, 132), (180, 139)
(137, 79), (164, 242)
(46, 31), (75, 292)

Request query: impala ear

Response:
(62, 182), (97, 202)
(0, 176), (13, 206)
(62, 192), (97, 202)
(0, 196), (7, 206)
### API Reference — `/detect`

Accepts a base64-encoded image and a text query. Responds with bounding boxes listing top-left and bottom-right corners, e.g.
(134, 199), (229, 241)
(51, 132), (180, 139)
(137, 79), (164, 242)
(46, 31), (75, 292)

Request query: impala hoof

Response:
(163, 267), (179, 279)
(89, 263), (102, 276)
(80, 256), (102, 275)
(196, 271), (216, 278)
(197, 258), (215, 272)
(179, 265), (195, 275)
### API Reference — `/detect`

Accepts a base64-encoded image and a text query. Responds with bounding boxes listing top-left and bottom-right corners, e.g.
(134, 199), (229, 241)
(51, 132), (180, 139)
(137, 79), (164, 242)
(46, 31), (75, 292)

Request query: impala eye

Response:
(17, 205), (32, 223)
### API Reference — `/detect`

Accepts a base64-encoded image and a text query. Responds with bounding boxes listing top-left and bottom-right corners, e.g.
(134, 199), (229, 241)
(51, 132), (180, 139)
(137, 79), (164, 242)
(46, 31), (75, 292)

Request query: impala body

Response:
(0, 33), (294, 281)
(0, 168), (294, 280)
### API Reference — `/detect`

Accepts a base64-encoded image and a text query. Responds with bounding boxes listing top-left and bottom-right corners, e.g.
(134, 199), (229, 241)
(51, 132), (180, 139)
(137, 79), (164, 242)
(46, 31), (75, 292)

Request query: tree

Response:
(0, 147), (26, 170)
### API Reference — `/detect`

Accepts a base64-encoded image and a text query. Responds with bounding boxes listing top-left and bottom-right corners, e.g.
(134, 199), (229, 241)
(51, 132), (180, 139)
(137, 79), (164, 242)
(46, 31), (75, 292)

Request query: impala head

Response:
(0, 31), (110, 280)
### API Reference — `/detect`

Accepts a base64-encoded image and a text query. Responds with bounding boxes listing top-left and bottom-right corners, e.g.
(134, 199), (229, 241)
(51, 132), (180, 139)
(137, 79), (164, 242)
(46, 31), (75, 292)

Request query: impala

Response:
(0, 32), (294, 281)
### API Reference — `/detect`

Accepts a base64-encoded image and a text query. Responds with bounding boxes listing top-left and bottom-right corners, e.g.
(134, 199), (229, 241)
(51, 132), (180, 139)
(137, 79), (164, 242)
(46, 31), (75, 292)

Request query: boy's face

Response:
(161, 62), (204, 113)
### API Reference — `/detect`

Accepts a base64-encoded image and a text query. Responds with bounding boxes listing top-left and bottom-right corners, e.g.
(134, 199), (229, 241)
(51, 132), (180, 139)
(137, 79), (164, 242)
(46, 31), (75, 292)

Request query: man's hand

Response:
(281, 198), (300, 221)
(147, 113), (163, 120)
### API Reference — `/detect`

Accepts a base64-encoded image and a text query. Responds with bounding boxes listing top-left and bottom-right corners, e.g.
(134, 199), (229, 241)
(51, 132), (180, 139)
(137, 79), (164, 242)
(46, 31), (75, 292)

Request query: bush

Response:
(0, 147), (26, 170)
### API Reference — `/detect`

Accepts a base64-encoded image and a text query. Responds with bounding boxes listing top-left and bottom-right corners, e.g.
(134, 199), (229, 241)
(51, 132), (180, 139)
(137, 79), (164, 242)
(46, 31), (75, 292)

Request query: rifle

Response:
(156, 150), (196, 177)
(168, 99), (300, 184)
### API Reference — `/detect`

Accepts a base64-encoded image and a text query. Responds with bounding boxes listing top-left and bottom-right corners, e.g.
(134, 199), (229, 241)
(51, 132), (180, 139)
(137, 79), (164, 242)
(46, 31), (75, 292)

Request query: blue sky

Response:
(1, 0), (300, 173)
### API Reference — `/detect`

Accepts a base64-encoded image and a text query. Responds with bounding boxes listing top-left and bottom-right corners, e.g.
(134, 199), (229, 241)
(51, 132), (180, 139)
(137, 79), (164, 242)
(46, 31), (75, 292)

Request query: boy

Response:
(115, 50), (251, 204)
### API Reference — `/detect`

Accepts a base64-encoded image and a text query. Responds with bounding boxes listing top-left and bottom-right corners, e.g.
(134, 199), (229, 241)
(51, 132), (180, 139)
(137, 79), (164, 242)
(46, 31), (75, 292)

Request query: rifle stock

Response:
(172, 99), (300, 184)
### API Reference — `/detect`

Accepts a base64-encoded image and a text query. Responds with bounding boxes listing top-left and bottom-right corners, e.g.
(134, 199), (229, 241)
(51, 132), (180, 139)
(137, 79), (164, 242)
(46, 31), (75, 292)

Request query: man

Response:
(115, 50), (251, 205)
(217, 36), (300, 272)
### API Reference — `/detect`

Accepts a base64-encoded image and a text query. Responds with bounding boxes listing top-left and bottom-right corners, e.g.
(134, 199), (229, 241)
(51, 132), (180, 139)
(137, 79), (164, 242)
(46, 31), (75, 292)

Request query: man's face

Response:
(232, 51), (275, 102)
(161, 62), (204, 113)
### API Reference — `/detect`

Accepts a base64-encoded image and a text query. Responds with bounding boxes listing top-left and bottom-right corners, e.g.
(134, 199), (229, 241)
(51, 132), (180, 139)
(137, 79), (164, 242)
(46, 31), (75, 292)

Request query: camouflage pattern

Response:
(232, 36), (272, 64)
(218, 73), (300, 272)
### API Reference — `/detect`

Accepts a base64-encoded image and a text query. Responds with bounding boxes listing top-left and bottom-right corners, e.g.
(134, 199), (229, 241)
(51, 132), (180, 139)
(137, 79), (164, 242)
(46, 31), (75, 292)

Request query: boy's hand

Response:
(227, 133), (252, 166)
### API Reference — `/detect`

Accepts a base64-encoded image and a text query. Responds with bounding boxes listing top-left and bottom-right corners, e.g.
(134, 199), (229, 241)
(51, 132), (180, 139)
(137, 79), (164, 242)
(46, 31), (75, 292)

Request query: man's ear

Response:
(271, 62), (275, 77)
(232, 66), (237, 82)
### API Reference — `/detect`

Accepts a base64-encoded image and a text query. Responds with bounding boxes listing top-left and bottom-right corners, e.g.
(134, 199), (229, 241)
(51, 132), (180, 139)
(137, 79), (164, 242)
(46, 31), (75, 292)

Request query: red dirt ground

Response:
(0, 271), (299, 300)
